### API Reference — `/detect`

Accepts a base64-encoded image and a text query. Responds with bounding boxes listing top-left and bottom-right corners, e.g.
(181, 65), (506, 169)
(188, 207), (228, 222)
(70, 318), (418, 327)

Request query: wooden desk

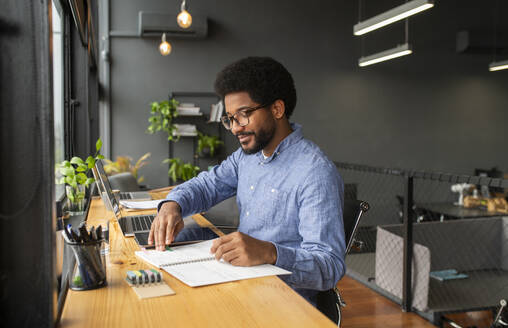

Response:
(60, 192), (334, 327)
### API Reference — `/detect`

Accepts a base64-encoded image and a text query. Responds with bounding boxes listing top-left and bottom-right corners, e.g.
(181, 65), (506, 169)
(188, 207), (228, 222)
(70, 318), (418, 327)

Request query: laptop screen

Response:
(95, 160), (121, 217)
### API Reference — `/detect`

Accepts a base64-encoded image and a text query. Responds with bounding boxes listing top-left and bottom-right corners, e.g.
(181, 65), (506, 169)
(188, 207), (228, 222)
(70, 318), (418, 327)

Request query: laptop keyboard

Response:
(132, 215), (155, 232)
(119, 193), (133, 200)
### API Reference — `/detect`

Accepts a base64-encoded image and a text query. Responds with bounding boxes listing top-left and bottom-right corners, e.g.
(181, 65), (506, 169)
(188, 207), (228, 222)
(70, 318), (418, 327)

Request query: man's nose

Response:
(231, 120), (245, 135)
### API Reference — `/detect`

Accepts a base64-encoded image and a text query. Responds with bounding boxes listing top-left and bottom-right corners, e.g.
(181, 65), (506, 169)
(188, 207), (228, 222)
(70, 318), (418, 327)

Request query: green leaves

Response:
(60, 167), (75, 177)
(197, 133), (223, 157)
(96, 138), (102, 152)
(55, 138), (103, 190)
(164, 158), (199, 183)
(55, 138), (104, 207)
(146, 99), (179, 139)
(86, 156), (95, 169)
(70, 157), (84, 165)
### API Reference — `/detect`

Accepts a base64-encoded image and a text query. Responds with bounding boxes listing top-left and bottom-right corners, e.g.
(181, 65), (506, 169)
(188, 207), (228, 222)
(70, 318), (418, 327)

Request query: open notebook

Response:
(135, 239), (291, 287)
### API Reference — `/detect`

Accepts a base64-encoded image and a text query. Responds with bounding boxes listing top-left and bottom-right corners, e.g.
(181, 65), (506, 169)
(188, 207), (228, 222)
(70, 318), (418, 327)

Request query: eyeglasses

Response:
(220, 104), (269, 130)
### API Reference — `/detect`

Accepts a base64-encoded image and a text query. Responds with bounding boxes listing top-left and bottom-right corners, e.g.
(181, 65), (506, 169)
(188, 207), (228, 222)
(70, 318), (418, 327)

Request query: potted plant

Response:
(146, 99), (180, 141)
(197, 132), (224, 157)
(56, 139), (104, 215)
(163, 158), (200, 184)
(103, 152), (151, 184)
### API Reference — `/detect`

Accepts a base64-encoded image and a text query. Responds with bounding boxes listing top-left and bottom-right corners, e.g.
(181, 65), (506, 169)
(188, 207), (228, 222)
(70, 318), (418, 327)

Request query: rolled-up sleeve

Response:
(159, 149), (241, 217)
(273, 163), (345, 291)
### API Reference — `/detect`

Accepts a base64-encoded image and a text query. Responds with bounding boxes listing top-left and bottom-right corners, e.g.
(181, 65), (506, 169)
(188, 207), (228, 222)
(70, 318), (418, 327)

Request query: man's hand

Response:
(148, 201), (184, 251)
(210, 232), (277, 266)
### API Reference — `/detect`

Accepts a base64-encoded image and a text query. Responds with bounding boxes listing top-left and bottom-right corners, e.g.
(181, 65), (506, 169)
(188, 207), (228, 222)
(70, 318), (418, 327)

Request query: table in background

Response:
(416, 202), (506, 221)
(60, 189), (334, 327)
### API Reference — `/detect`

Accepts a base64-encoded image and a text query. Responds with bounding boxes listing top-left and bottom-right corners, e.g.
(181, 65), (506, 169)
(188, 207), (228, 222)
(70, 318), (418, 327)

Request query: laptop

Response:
(95, 160), (151, 200)
(93, 164), (156, 237)
(133, 218), (220, 248)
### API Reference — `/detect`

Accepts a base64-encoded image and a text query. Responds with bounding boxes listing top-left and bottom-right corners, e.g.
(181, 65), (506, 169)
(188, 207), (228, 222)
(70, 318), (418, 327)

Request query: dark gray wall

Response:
(109, 0), (508, 188)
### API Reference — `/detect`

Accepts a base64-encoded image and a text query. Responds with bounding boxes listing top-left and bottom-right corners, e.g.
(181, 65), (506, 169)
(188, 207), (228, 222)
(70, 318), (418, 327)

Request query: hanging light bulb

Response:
(177, 0), (192, 29)
(159, 33), (172, 56)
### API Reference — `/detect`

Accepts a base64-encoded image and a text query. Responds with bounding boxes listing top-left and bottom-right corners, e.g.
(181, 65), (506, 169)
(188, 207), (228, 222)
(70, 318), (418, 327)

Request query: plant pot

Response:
(199, 147), (212, 158)
(66, 185), (86, 216)
(199, 145), (221, 158)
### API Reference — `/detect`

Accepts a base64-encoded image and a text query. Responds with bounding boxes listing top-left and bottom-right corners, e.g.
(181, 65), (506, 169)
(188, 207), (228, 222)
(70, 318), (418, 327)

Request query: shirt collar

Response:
(257, 123), (303, 163)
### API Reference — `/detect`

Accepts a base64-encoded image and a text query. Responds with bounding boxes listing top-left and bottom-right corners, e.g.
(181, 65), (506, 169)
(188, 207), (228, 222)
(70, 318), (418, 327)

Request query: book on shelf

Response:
(177, 106), (201, 116)
(209, 100), (224, 123)
(173, 124), (198, 136)
(135, 239), (291, 287)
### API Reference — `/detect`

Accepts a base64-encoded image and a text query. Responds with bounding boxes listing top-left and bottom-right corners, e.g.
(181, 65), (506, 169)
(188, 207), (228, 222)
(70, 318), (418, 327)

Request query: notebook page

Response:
(135, 239), (216, 268)
(163, 260), (291, 287)
(119, 199), (164, 209)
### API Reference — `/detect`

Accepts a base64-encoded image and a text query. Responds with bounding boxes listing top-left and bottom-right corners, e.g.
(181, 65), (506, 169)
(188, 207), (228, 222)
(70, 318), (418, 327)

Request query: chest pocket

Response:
(257, 185), (289, 224)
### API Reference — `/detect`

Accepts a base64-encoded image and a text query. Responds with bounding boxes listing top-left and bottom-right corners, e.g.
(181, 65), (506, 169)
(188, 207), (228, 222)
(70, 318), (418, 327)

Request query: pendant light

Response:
(159, 33), (172, 56)
(177, 0), (192, 29)
(354, 0), (434, 36)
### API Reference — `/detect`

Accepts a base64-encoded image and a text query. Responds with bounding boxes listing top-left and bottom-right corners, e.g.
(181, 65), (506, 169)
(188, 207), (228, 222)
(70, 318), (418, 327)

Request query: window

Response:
(52, 0), (65, 199)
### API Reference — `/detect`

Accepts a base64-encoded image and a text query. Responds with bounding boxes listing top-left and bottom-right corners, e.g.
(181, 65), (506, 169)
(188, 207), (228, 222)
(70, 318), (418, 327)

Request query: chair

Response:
(396, 195), (428, 223)
(316, 199), (370, 326)
(493, 299), (508, 327)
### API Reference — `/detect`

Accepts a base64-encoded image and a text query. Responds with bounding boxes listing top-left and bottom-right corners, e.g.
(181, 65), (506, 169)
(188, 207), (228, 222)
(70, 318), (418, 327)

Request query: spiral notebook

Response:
(135, 239), (291, 287)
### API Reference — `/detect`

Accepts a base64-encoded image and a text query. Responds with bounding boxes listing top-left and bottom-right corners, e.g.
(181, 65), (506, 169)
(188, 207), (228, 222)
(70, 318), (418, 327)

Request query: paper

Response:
(135, 239), (291, 287)
(136, 239), (216, 266)
(131, 282), (175, 299)
(120, 199), (164, 210)
(164, 260), (291, 287)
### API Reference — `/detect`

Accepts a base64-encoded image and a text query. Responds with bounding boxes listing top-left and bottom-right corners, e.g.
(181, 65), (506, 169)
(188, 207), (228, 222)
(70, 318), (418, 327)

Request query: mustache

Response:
(235, 132), (255, 137)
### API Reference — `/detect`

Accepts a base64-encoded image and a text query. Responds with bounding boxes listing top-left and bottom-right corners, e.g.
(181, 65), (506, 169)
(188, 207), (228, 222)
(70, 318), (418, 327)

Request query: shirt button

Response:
(246, 211), (250, 216)
(271, 189), (275, 193)
(250, 186), (254, 190)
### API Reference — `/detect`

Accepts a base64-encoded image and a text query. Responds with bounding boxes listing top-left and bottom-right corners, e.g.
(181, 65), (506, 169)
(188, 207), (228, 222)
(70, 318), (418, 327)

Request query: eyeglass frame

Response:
(220, 103), (271, 130)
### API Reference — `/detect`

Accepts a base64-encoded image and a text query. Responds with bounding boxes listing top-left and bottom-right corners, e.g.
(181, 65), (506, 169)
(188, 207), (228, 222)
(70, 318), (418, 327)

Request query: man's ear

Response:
(271, 99), (286, 120)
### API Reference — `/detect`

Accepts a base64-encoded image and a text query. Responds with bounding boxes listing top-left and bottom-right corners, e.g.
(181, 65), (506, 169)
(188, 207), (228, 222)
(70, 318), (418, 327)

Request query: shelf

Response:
(168, 91), (224, 185)
(176, 112), (203, 117)
(173, 133), (198, 137)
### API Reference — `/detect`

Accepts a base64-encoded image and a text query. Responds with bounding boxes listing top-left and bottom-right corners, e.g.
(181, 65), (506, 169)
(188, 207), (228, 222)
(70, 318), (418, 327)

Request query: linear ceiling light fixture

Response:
(489, 0), (505, 71)
(358, 43), (412, 67)
(489, 59), (508, 72)
(354, 0), (434, 36)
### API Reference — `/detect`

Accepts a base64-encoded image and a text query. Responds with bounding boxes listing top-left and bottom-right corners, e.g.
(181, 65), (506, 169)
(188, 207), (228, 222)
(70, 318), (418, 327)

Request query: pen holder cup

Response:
(66, 239), (107, 291)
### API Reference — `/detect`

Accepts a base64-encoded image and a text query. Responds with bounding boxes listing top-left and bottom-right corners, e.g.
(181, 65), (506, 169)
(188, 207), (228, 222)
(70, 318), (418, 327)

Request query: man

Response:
(149, 56), (345, 306)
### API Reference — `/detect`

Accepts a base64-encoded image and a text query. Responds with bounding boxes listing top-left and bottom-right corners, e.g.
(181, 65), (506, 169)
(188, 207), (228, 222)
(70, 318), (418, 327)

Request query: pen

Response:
(126, 271), (138, 285)
(150, 269), (161, 282)
(79, 225), (91, 243)
(139, 270), (149, 284)
(90, 226), (98, 241)
(70, 227), (80, 243)
(64, 224), (74, 242)
(61, 230), (71, 243)
(96, 226), (103, 240)
(145, 269), (155, 283)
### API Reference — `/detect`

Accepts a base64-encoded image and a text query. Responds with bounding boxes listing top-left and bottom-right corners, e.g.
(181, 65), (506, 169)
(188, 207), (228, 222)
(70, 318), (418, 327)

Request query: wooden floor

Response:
(337, 276), (436, 328)
(337, 277), (494, 328)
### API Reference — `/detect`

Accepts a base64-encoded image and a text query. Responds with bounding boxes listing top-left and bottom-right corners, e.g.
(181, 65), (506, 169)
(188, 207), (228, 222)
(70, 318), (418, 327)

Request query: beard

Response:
(236, 121), (276, 155)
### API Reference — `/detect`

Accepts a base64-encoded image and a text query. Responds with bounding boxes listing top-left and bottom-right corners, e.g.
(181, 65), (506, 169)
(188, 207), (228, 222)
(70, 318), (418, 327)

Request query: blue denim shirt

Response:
(164, 123), (345, 305)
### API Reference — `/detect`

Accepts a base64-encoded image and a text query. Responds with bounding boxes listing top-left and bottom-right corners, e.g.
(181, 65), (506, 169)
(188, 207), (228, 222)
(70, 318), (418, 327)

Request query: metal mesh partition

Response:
(335, 162), (508, 326)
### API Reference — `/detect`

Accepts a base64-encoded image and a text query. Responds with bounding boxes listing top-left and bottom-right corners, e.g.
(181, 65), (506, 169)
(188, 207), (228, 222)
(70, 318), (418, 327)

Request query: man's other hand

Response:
(210, 232), (277, 266)
(148, 201), (184, 251)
